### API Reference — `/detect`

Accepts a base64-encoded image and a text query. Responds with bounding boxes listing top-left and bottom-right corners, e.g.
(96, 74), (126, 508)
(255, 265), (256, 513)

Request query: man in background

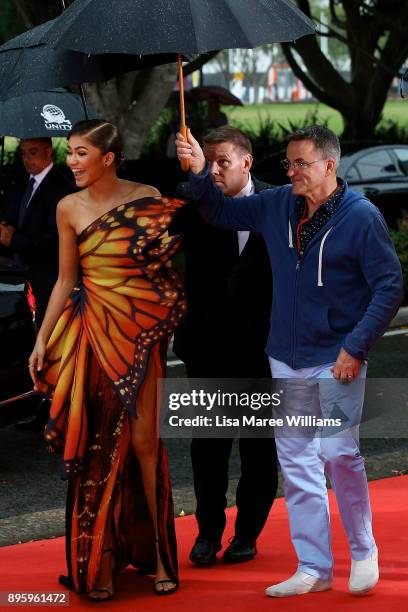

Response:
(176, 124), (403, 597)
(171, 126), (278, 567)
(0, 137), (75, 428)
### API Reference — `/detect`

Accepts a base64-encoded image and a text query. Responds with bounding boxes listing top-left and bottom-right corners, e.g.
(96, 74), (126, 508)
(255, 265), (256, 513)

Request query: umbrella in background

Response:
(167, 86), (243, 107)
(40, 0), (315, 170)
(0, 88), (98, 138)
(189, 86), (243, 106)
(0, 88), (98, 188)
(400, 68), (408, 98)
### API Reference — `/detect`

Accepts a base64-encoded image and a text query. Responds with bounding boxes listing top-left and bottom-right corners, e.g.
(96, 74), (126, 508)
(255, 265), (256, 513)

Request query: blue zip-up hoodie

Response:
(190, 168), (404, 369)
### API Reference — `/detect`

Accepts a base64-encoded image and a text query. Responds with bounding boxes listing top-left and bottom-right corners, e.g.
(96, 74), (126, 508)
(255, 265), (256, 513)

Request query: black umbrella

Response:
(0, 89), (98, 138)
(0, 18), (182, 102)
(42, 0), (315, 55)
(41, 0), (315, 170)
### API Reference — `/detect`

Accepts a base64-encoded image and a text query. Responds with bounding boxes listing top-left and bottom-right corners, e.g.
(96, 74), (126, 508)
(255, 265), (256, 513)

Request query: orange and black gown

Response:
(37, 197), (186, 594)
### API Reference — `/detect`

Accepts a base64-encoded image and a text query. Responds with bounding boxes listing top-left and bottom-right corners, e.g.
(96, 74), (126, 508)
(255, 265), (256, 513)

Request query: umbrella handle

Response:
(178, 53), (189, 172)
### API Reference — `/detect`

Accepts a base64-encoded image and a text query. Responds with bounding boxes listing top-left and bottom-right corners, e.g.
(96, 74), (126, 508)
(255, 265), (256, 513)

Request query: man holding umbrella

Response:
(176, 124), (403, 597)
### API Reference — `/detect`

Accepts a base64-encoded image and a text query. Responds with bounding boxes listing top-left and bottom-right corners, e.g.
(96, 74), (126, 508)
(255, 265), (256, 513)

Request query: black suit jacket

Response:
(171, 176), (273, 378)
(2, 166), (76, 307)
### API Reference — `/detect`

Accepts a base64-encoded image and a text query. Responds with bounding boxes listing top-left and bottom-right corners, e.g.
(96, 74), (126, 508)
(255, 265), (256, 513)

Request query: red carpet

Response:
(1, 476), (407, 611)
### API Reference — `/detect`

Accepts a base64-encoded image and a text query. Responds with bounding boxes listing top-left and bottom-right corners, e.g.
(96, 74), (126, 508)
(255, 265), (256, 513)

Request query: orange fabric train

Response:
(37, 196), (187, 593)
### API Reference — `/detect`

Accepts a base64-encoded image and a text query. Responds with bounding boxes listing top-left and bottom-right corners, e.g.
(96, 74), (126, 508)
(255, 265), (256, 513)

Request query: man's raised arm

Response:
(175, 130), (267, 232)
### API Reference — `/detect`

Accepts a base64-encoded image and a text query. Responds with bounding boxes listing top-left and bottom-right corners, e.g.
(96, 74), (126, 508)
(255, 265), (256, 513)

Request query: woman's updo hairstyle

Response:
(69, 119), (125, 168)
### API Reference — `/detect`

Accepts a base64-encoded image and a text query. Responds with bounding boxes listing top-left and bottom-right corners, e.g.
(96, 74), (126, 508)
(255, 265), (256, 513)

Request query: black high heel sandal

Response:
(58, 575), (73, 589)
(154, 579), (179, 596)
(88, 548), (115, 602)
(154, 539), (178, 596)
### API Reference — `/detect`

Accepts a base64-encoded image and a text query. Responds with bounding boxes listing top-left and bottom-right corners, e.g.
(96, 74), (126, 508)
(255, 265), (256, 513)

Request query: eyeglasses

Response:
(280, 158), (326, 171)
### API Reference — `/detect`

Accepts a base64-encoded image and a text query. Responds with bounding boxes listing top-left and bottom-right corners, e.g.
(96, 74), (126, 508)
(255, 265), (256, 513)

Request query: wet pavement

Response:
(1, 325), (408, 547)
(1, 419), (407, 547)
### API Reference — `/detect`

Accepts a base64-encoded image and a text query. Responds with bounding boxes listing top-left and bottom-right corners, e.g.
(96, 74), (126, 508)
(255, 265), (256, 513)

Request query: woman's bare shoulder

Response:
(58, 191), (85, 209)
(57, 191), (85, 224)
(120, 179), (161, 200)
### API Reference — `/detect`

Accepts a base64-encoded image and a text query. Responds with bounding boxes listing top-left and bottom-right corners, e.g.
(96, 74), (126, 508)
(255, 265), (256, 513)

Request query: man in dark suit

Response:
(0, 138), (75, 429)
(171, 126), (278, 566)
(0, 138), (75, 327)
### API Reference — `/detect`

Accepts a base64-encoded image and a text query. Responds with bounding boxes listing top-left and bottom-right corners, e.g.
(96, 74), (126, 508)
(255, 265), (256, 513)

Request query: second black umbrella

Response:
(0, 89), (98, 138)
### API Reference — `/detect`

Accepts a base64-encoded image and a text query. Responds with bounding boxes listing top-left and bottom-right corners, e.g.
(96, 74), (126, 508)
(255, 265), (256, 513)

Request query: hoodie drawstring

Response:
(318, 228), (333, 287)
(288, 219), (294, 248)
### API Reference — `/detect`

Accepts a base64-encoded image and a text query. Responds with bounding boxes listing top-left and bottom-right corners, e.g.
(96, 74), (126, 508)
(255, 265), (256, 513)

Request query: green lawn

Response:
(224, 99), (408, 136)
(2, 99), (408, 156)
(1, 136), (67, 163)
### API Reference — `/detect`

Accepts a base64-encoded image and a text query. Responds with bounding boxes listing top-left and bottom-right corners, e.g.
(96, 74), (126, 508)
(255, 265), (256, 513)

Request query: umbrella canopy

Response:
(0, 18), (182, 100)
(42, 0), (315, 55)
(40, 0), (315, 171)
(0, 89), (98, 138)
(189, 86), (243, 106)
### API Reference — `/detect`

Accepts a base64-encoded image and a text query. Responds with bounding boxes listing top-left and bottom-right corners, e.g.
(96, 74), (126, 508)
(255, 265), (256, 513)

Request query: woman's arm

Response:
(29, 197), (79, 386)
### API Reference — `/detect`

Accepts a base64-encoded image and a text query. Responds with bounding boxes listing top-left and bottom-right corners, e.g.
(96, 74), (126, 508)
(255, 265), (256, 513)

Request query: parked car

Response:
(254, 144), (408, 229)
(338, 145), (408, 228)
(0, 256), (39, 427)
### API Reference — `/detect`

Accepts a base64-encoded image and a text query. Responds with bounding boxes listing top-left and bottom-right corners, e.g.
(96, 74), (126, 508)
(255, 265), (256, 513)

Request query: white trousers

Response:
(270, 357), (377, 580)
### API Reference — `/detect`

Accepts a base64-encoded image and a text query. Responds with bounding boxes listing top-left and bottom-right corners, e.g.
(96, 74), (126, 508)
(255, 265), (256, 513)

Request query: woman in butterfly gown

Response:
(28, 120), (186, 601)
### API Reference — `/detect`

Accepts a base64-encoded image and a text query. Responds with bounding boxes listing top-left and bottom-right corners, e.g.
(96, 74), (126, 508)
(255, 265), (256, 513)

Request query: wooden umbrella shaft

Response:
(178, 53), (189, 171)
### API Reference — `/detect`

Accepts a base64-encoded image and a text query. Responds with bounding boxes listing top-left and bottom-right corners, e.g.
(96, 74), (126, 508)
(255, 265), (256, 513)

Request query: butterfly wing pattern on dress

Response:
(36, 197), (187, 593)
(39, 196), (186, 473)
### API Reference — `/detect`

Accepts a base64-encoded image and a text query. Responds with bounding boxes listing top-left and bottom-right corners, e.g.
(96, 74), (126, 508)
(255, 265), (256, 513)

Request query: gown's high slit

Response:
(38, 197), (186, 593)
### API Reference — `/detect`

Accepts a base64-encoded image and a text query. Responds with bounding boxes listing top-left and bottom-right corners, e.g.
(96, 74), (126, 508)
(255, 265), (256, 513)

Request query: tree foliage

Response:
(0, 0), (63, 42)
(283, 0), (408, 138)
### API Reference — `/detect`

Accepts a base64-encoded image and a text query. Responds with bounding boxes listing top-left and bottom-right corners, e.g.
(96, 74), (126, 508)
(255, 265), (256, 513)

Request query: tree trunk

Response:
(85, 63), (178, 159)
(341, 111), (378, 140)
(282, 0), (408, 139)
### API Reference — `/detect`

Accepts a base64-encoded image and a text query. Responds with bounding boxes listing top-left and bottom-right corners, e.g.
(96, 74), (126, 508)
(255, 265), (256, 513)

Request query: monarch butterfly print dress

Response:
(37, 196), (187, 594)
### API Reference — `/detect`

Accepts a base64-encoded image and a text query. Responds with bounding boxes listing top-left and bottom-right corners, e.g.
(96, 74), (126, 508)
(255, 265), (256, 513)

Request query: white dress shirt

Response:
(27, 162), (54, 206)
(234, 174), (254, 255)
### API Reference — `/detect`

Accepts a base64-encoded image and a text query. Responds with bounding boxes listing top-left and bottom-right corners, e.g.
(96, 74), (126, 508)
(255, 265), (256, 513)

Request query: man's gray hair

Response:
(287, 125), (341, 168)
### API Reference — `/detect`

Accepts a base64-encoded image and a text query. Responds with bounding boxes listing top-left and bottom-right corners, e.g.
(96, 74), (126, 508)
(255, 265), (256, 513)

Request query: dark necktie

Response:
(18, 177), (35, 229)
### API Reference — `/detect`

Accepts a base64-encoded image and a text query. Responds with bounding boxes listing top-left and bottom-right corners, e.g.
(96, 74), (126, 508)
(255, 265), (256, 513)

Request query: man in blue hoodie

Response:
(175, 125), (403, 598)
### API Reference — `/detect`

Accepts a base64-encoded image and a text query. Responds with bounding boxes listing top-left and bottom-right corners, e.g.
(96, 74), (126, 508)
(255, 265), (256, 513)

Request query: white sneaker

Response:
(349, 553), (379, 595)
(265, 571), (332, 598)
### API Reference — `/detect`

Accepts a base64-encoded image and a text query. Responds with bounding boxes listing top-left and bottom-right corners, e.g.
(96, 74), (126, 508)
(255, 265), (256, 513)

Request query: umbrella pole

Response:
(58, 0), (91, 121)
(178, 53), (189, 171)
(79, 85), (90, 120)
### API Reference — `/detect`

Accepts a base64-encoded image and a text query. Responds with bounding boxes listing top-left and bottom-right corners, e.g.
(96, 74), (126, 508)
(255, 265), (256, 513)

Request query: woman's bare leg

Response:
(130, 413), (176, 593)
